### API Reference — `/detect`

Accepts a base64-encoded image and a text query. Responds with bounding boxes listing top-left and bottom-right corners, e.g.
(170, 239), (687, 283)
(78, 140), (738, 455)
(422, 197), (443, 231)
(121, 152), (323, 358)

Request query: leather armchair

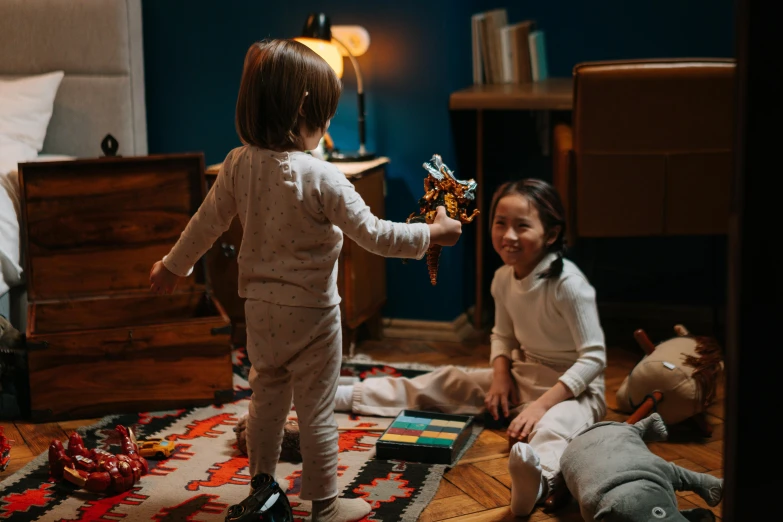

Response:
(553, 59), (735, 246)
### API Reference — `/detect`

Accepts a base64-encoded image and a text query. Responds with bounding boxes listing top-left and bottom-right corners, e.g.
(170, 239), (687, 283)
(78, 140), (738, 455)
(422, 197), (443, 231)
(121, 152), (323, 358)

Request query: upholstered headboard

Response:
(0, 0), (148, 325)
(0, 0), (148, 158)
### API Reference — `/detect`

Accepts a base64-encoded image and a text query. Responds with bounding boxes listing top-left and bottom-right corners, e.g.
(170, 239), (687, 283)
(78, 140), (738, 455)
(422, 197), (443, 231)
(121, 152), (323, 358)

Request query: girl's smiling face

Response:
(491, 194), (559, 279)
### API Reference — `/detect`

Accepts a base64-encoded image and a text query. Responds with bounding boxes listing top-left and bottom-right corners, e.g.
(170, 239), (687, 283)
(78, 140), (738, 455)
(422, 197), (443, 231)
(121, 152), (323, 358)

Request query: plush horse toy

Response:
(615, 324), (723, 435)
(560, 413), (723, 521)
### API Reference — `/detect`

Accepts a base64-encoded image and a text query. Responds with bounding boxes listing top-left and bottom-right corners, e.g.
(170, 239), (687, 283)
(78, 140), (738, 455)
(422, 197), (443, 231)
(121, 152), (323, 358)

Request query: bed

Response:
(0, 0), (148, 330)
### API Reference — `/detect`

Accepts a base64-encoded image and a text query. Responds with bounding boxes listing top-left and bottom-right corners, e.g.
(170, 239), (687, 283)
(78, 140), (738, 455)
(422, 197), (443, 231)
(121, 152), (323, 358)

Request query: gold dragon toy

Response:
(406, 154), (479, 285)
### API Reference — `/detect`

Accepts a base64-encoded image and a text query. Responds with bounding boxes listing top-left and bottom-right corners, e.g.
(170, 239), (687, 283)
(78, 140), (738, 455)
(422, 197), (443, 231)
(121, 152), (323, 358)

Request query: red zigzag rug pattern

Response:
(0, 347), (481, 521)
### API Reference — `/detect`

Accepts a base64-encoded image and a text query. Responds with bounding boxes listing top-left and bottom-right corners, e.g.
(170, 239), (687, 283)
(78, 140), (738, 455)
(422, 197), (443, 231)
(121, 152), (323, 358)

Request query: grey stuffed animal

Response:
(560, 413), (722, 521)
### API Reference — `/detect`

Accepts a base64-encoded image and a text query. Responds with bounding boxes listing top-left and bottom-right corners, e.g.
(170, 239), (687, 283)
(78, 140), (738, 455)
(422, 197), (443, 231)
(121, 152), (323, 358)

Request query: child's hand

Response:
(507, 401), (548, 442)
(485, 371), (518, 421)
(149, 260), (180, 294)
(428, 206), (462, 246)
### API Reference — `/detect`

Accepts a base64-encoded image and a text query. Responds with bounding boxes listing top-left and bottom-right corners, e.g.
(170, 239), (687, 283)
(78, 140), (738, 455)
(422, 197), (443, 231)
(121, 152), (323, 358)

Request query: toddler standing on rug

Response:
(333, 179), (607, 517)
(148, 39), (462, 522)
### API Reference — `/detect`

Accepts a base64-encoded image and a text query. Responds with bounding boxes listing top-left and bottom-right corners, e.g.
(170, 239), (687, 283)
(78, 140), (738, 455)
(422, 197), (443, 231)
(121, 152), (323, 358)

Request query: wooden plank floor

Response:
(1, 335), (724, 521)
(355, 336), (725, 521)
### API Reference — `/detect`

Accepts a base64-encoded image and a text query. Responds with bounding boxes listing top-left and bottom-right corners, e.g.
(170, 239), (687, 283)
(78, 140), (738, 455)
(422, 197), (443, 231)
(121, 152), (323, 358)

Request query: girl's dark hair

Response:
(235, 39), (342, 151)
(488, 178), (567, 279)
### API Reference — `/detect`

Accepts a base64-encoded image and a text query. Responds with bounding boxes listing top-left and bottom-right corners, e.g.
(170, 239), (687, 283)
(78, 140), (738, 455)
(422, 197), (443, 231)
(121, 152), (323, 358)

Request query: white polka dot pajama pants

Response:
(244, 299), (342, 501)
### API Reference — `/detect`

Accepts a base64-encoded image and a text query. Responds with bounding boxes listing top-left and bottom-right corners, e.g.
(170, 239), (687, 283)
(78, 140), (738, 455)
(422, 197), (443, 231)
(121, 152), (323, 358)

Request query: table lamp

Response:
(295, 13), (375, 162)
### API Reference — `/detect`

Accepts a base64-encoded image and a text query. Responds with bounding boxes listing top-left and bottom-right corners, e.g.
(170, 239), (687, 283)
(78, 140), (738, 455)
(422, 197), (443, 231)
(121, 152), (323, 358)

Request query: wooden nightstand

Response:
(205, 156), (390, 354)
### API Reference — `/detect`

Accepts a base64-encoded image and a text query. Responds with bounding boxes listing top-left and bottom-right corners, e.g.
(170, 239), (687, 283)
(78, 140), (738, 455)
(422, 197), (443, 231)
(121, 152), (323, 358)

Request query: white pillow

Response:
(0, 71), (64, 294)
(0, 71), (65, 153)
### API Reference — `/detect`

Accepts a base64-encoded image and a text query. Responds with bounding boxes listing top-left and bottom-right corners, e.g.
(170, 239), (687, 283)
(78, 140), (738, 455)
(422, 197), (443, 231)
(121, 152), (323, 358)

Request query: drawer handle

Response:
(221, 243), (236, 258)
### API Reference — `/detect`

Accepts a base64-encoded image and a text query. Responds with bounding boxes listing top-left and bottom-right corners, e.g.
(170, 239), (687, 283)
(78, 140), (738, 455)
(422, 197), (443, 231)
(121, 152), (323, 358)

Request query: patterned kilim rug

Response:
(0, 347), (482, 521)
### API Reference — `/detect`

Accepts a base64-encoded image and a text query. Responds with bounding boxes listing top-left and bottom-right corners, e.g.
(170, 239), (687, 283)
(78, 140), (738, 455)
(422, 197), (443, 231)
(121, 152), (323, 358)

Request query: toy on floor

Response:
(234, 417), (301, 463)
(0, 426), (11, 471)
(541, 390), (668, 513)
(406, 154), (479, 285)
(375, 410), (474, 464)
(560, 412), (722, 521)
(48, 425), (149, 493)
(225, 473), (293, 522)
(616, 324), (723, 437)
(137, 437), (174, 459)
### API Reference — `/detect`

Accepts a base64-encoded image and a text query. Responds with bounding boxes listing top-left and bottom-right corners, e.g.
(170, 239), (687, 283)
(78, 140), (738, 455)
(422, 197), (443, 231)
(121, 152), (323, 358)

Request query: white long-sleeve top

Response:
(489, 253), (606, 397)
(163, 146), (430, 308)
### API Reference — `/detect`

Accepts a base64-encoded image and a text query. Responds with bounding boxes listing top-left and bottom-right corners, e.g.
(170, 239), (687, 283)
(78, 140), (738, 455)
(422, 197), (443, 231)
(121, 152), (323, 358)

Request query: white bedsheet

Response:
(0, 151), (74, 295)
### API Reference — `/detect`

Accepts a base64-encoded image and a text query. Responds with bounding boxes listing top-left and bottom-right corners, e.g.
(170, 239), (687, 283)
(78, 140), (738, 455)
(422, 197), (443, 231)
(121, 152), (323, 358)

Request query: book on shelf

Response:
(529, 29), (549, 82)
(502, 20), (535, 84)
(471, 13), (483, 84)
(470, 8), (548, 85)
(471, 8), (507, 85)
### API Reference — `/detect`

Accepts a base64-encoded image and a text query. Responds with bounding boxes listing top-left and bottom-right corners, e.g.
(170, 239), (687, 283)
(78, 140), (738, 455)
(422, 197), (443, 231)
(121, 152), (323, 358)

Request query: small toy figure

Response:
(406, 154), (479, 285)
(0, 426), (11, 472)
(560, 413), (722, 521)
(48, 425), (149, 493)
(225, 473), (293, 522)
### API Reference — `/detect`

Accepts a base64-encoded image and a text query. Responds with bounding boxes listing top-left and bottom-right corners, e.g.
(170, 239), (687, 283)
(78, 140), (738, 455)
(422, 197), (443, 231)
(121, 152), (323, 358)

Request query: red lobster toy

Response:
(48, 424), (148, 493)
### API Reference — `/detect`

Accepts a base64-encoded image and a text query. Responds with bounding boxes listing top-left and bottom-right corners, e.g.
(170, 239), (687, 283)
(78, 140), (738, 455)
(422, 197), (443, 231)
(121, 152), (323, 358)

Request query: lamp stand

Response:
(329, 37), (375, 163)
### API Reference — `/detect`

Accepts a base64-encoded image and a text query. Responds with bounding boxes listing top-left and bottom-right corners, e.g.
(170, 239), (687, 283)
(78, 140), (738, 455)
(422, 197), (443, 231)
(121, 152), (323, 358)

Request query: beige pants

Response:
(245, 299), (342, 501)
(352, 357), (606, 485)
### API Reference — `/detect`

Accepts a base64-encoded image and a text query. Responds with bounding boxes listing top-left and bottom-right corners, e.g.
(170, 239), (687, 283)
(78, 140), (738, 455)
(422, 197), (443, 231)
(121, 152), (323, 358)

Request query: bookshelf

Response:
(449, 78), (573, 110)
(449, 77), (574, 329)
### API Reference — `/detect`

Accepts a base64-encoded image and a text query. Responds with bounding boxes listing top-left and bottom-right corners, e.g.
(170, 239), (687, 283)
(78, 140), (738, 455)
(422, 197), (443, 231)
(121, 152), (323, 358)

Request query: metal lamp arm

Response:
(332, 36), (367, 154)
(332, 36), (363, 94)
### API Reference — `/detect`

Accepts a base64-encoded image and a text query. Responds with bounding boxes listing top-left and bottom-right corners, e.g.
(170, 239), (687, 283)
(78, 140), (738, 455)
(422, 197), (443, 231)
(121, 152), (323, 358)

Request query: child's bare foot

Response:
(312, 497), (371, 522)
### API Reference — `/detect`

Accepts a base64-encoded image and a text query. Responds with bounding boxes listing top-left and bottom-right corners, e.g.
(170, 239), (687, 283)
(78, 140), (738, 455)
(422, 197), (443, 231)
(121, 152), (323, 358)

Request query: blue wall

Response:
(141, 0), (734, 322)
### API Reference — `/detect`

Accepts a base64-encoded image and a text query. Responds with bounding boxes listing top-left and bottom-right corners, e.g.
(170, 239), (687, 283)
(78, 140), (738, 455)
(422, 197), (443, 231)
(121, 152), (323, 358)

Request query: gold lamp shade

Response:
(295, 36), (343, 78)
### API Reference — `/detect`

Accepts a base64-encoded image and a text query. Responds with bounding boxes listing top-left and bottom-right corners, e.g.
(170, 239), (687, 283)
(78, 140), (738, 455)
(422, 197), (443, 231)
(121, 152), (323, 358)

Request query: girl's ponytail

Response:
(539, 247), (565, 280)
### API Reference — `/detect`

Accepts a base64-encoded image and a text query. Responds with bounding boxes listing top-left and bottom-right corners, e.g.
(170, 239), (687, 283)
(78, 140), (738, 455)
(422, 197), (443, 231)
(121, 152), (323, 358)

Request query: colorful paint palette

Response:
(375, 410), (474, 464)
